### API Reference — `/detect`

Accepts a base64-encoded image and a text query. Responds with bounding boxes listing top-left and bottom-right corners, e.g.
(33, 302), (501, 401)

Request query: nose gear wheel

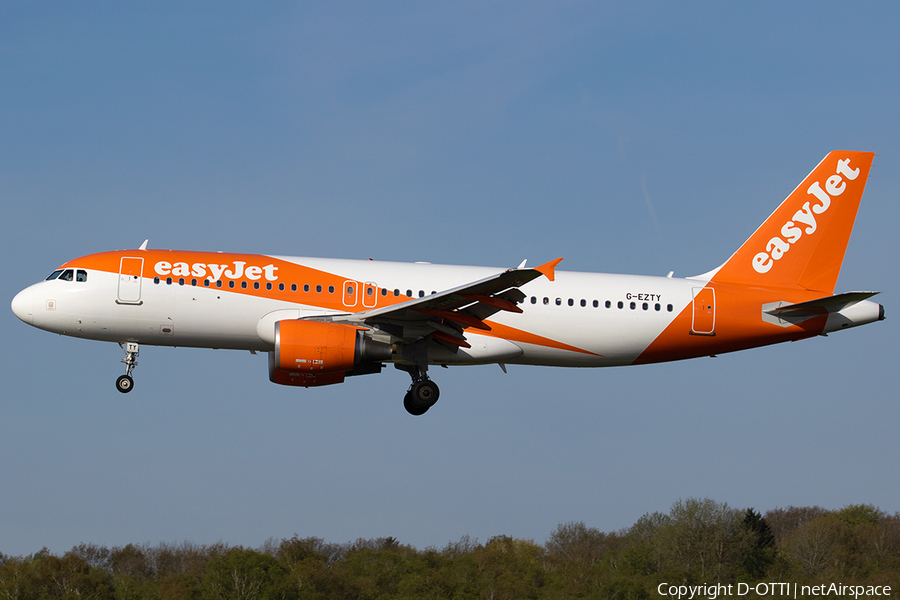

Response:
(117, 342), (139, 394)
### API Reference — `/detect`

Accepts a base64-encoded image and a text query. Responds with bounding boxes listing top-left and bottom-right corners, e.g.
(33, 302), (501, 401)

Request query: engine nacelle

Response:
(268, 359), (346, 387)
(269, 319), (392, 387)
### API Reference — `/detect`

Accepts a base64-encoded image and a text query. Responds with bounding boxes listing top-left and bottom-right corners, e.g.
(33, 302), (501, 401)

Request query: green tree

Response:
(203, 548), (294, 600)
(0, 556), (39, 600)
(471, 536), (545, 600)
(781, 516), (841, 577)
(654, 498), (748, 581)
(739, 508), (775, 580)
(31, 552), (113, 600)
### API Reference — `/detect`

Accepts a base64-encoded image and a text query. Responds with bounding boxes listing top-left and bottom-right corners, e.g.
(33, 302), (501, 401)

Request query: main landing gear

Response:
(116, 342), (139, 393)
(396, 363), (440, 416)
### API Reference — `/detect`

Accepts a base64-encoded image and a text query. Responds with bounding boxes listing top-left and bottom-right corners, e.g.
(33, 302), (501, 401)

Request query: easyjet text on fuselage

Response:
(154, 260), (279, 282)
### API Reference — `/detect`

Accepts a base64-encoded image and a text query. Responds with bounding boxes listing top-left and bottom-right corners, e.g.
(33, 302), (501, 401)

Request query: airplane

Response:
(11, 151), (884, 415)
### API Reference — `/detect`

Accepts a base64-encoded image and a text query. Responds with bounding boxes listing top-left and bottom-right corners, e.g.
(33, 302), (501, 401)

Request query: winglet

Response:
(535, 258), (563, 282)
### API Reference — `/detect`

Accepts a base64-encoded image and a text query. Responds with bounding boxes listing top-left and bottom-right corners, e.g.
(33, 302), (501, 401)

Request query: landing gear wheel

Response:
(116, 374), (134, 393)
(412, 380), (440, 406)
(403, 380), (440, 416)
(403, 391), (429, 416)
(395, 355), (441, 416)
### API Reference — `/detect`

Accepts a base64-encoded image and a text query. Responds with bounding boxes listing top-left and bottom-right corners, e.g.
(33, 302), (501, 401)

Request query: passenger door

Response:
(117, 257), (144, 304)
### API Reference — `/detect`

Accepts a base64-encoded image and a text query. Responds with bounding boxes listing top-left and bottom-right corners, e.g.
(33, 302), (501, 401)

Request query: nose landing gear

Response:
(116, 342), (139, 393)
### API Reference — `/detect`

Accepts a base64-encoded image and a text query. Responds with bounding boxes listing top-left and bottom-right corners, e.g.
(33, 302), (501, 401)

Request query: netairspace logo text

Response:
(657, 582), (893, 599)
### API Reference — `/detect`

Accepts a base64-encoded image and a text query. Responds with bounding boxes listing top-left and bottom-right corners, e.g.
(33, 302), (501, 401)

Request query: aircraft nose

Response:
(11, 288), (34, 325)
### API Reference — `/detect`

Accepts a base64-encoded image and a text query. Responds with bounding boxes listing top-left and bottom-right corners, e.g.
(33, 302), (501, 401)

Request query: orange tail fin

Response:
(710, 151), (874, 293)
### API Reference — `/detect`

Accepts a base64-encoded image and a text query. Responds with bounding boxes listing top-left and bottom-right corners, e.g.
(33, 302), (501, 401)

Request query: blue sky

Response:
(2, 2), (898, 556)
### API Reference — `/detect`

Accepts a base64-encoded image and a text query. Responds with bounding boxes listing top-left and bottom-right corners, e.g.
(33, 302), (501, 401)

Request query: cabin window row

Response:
(529, 296), (674, 312)
(152, 277), (438, 299)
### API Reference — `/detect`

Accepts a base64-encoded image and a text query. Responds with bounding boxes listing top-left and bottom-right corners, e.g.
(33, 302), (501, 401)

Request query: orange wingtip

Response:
(535, 258), (564, 282)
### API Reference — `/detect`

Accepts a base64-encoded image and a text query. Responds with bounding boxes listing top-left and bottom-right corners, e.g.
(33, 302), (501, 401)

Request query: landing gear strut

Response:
(117, 342), (139, 393)
(396, 363), (440, 416)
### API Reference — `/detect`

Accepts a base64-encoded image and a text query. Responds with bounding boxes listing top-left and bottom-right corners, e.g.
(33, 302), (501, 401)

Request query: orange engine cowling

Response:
(269, 365), (346, 388)
(269, 319), (392, 387)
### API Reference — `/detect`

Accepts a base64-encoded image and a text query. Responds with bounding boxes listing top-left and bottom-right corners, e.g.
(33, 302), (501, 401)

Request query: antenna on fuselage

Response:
(139, 239), (148, 250)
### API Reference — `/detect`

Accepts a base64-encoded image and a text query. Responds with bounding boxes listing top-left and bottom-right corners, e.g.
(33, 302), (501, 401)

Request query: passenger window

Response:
(347, 286), (354, 295)
(167, 277), (173, 285)
(617, 301), (624, 309)
(229, 281), (235, 288)
(241, 281), (248, 289)
(655, 303), (661, 311)
(279, 283), (286, 291)
(555, 298), (562, 306)
(531, 297), (536, 304)
(543, 297), (549, 305)
(642, 302), (648, 310)
(366, 288), (373, 296)
(254, 282), (260, 290)
(266, 283), (272, 290)
(191, 278), (197, 286)
(46, 270), (63, 280)
(76, 270), (88, 282)
(316, 285), (322, 293)
(59, 269), (74, 281)
(304, 284), (310, 292)
(605, 300), (611, 308)
(667, 304), (674, 312)
(418, 290), (425, 298)
(217, 281), (223, 288)
(179, 278), (185, 286)
(394, 289), (400, 297)
(291, 284), (297, 292)
(406, 289), (413, 298)
(630, 302), (636, 310)
(154, 277), (160, 284)
(567, 299), (574, 306)
(328, 285), (334, 293)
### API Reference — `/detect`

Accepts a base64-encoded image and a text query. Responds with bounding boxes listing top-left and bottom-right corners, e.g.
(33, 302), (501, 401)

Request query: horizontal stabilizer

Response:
(764, 291), (879, 317)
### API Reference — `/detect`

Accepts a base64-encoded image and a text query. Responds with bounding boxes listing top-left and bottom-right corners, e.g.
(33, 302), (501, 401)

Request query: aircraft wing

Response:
(348, 258), (562, 348)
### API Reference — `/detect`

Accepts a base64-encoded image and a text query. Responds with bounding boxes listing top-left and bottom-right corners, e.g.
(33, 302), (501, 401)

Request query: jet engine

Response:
(268, 319), (392, 387)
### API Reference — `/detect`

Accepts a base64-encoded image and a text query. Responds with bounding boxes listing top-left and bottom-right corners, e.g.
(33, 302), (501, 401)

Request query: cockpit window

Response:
(76, 269), (88, 282)
(46, 270), (63, 280)
(58, 269), (74, 282)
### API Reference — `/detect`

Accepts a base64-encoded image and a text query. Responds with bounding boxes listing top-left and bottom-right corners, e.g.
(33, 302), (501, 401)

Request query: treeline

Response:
(1, 499), (898, 600)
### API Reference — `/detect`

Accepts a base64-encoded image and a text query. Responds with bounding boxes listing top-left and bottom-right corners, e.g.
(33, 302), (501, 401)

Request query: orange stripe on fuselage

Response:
(60, 250), (413, 314)
(634, 282), (827, 365)
(479, 321), (602, 357)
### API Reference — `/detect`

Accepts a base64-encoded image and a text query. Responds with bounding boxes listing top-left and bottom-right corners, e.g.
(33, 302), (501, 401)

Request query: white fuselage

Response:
(13, 256), (706, 368)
